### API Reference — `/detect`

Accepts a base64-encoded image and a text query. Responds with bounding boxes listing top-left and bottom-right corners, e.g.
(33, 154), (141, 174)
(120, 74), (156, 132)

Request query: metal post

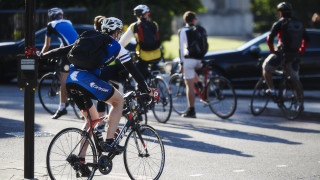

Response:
(24, 0), (36, 179)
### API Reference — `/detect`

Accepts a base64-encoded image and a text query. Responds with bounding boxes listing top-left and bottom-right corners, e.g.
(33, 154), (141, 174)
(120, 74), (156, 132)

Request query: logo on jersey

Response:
(90, 82), (109, 92)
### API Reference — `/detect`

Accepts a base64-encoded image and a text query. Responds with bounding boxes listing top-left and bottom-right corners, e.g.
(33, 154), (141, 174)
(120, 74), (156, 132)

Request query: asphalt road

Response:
(0, 83), (320, 180)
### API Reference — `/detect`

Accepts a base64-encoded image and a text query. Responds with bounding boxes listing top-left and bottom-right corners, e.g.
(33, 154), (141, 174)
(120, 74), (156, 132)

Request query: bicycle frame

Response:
(192, 64), (212, 100)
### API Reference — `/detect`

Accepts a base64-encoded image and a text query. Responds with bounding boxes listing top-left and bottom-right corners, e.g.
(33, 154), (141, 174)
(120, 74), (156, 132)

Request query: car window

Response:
(258, 37), (278, 52)
(35, 31), (60, 44)
(308, 33), (320, 48)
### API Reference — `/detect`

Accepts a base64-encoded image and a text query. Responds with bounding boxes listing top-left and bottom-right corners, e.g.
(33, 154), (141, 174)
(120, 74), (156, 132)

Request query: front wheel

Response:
(250, 78), (270, 116)
(46, 128), (97, 180)
(279, 77), (304, 120)
(151, 77), (172, 123)
(124, 125), (165, 180)
(38, 73), (60, 115)
(207, 77), (237, 119)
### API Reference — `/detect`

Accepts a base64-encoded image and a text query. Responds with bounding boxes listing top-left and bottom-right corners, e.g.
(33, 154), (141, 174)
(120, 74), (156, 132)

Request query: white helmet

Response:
(101, 17), (123, 33)
(133, 5), (150, 16)
(48, 7), (63, 20)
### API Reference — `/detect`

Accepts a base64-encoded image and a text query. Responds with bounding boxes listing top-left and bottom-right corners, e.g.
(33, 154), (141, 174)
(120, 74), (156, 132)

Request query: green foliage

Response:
(251, 0), (320, 32)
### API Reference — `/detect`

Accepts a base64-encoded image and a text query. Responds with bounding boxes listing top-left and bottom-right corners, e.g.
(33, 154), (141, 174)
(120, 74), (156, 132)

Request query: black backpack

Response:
(281, 18), (304, 51)
(186, 25), (208, 59)
(134, 21), (160, 51)
(67, 30), (112, 70)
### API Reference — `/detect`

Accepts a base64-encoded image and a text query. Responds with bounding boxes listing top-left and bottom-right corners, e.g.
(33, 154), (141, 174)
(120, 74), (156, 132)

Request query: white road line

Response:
(276, 165), (288, 167)
(190, 174), (204, 177)
(233, 169), (245, 173)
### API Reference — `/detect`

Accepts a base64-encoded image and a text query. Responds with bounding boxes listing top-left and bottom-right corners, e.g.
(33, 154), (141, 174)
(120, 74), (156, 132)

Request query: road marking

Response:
(5, 131), (55, 138)
(276, 165), (288, 167)
(233, 169), (245, 173)
(190, 174), (204, 177)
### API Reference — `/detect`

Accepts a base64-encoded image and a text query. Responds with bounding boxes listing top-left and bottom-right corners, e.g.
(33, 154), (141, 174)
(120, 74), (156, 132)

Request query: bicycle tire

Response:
(38, 73), (60, 115)
(207, 76), (237, 119)
(279, 77), (304, 120)
(46, 128), (97, 180)
(168, 74), (188, 115)
(124, 125), (165, 180)
(151, 77), (172, 123)
(250, 78), (270, 116)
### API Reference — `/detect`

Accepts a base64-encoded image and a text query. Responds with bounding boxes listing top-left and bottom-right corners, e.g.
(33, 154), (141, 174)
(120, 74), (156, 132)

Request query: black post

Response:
(24, 0), (36, 179)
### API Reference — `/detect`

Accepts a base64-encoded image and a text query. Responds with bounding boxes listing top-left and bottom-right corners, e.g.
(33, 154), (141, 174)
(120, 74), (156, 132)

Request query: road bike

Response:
(126, 53), (172, 123)
(46, 90), (165, 180)
(250, 58), (304, 120)
(38, 58), (82, 119)
(169, 59), (237, 119)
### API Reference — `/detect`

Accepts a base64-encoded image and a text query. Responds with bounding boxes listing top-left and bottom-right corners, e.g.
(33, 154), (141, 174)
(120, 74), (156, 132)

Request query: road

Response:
(0, 83), (320, 180)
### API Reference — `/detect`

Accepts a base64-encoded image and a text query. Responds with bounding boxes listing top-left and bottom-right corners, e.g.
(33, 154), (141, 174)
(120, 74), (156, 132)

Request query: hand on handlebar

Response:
(25, 46), (42, 58)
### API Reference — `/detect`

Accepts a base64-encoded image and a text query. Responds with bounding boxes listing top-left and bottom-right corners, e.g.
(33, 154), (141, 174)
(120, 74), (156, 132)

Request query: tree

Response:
(251, 0), (320, 32)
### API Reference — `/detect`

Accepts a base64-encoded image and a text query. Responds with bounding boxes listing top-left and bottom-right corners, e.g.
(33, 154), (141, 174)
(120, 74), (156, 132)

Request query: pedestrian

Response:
(178, 11), (208, 118)
(41, 7), (79, 119)
(262, 2), (309, 110)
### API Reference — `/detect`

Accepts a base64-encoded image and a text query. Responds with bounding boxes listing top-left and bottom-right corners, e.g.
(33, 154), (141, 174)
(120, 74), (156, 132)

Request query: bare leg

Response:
(60, 72), (69, 104)
(185, 78), (195, 107)
(263, 69), (274, 90)
(79, 104), (99, 158)
(105, 89), (124, 139)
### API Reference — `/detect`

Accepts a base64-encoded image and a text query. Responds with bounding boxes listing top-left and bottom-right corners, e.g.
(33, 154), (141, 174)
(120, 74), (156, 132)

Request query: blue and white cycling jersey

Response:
(66, 39), (131, 101)
(46, 19), (78, 46)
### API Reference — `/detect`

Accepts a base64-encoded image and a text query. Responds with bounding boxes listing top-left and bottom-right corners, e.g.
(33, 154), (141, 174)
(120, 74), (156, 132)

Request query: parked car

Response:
(0, 24), (94, 83)
(204, 29), (320, 89)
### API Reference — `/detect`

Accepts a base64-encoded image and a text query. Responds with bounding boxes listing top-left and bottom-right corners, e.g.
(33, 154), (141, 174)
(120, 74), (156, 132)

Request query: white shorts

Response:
(183, 58), (203, 79)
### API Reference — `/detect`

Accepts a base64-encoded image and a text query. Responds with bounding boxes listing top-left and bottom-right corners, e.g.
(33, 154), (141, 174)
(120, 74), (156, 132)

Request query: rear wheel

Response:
(46, 128), (97, 179)
(279, 77), (304, 120)
(250, 79), (270, 116)
(151, 77), (172, 123)
(38, 73), (60, 115)
(207, 77), (237, 119)
(168, 74), (188, 115)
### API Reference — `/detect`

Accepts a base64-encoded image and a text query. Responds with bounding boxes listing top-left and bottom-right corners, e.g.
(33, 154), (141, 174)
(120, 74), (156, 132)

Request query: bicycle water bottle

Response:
(113, 128), (120, 140)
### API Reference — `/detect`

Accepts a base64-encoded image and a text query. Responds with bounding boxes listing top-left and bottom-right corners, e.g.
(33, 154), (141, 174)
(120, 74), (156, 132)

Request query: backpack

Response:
(281, 18), (304, 51)
(134, 21), (160, 51)
(186, 25), (208, 59)
(67, 30), (112, 70)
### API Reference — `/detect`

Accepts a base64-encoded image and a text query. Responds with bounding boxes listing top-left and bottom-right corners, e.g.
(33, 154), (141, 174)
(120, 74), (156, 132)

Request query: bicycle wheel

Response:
(207, 76), (237, 119)
(250, 78), (270, 116)
(47, 128), (97, 180)
(151, 77), (172, 123)
(279, 77), (304, 120)
(38, 73), (60, 115)
(124, 125), (165, 180)
(168, 74), (188, 115)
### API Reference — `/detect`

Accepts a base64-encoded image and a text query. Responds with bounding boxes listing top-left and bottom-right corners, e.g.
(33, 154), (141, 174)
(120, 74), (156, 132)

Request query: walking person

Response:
(41, 7), (79, 119)
(262, 2), (309, 110)
(178, 11), (208, 118)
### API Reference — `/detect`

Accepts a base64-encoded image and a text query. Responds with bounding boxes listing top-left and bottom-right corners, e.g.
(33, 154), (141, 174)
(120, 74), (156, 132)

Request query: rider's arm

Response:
(178, 28), (187, 65)
(119, 24), (135, 47)
(267, 21), (281, 53)
(41, 45), (73, 59)
(41, 36), (51, 53)
(116, 46), (151, 93)
(299, 29), (310, 55)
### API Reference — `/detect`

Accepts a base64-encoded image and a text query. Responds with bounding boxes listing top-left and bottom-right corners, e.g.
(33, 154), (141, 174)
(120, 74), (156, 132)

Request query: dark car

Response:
(204, 29), (320, 89)
(0, 24), (94, 83)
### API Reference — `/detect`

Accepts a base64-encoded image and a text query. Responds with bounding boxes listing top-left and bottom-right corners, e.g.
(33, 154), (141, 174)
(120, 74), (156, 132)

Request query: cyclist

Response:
(119, 4), (162, 80)
(41, 7), (79, 119)
(262, 2), (309, 110)
(28, 17), (153, 176)
(178, 11), (208, 118)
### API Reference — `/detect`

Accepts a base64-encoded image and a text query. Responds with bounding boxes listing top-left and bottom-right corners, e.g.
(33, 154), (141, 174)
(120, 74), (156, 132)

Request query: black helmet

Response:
(277, 2), (292, 13)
